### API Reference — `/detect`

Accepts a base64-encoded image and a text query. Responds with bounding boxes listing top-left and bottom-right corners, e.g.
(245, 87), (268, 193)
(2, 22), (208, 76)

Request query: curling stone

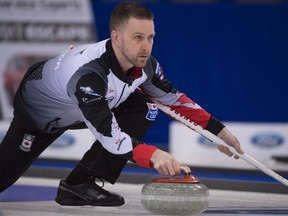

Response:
(141, 165), (209, 215)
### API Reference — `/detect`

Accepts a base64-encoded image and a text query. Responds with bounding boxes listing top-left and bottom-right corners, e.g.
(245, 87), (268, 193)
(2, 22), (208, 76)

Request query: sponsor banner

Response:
(0, 22), (94, 42)
(0, 0), (96, 121)
(0, 0), (92, 22)
(0, 0), (96, 160)
(169, 121), (288, 171)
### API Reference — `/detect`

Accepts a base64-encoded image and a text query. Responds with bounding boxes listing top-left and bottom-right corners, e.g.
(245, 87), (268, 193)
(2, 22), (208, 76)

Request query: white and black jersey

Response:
(20, 39), (224, 167)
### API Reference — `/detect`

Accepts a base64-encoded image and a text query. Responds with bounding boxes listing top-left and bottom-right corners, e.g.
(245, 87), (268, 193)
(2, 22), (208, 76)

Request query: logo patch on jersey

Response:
(146, 103), (158, 121)
(155, 65), (164, 80)
(80, 86), (102, 98)
(115, 137), (126, 151)
(19, 134), (35, 152)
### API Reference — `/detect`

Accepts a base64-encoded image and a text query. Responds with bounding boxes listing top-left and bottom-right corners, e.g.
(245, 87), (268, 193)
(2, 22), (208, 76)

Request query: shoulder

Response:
(71, 61), (108, 86)
(67, 68), (108, 101)
(143, 55), (164, 80)
(67, 59), (109, 96)
(148, 55), (158, 70)
(143, 55), (157, 75)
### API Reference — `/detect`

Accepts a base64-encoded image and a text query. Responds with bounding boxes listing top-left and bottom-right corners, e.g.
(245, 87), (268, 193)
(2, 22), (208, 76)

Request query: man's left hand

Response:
(217, 127), (244, 159)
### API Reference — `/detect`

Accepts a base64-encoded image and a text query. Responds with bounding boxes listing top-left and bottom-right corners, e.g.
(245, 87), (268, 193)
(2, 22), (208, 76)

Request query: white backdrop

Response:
(169, 121), (288, 171)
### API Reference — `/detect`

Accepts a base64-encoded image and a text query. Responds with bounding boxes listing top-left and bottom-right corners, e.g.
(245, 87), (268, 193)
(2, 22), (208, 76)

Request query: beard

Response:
(121, 47), (150, 68)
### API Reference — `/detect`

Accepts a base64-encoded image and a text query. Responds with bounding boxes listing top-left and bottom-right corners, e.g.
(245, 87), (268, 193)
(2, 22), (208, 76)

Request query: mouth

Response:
(139, 54), (149, 61)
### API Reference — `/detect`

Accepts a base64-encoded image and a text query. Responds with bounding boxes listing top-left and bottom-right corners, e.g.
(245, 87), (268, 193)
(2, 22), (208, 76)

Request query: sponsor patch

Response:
(80, 86), (102, 97)
(146, 103), (158, 121)
(155, 65), (164, 80)
(19, 134), (35, 152)
(115, 137), (126, 151)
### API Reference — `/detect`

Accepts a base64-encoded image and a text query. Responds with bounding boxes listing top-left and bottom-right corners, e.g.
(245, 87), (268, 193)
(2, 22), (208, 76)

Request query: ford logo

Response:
(198, 136), (217, 148)
(251, 133), (284, 148)
(50, 133), (75, 148)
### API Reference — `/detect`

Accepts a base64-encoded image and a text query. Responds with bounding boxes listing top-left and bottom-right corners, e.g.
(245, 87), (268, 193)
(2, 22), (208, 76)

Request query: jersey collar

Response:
(104, 40), (141, 85)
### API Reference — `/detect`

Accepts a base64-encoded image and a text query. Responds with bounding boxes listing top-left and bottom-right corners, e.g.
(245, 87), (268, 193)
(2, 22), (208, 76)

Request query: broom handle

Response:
(199, 128), (288, 187)
(154, 101), (288, 187)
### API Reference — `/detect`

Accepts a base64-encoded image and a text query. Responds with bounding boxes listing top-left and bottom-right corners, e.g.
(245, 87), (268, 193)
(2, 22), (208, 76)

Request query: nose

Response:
(142, 39), (152, 52)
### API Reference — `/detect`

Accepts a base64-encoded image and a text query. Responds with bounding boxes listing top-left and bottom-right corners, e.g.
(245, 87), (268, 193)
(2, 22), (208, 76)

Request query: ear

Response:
(111, 30), (121, 46)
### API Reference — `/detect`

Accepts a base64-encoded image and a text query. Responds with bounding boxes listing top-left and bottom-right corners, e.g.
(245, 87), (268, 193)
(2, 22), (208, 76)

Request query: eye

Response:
(135, 35), (143, 40)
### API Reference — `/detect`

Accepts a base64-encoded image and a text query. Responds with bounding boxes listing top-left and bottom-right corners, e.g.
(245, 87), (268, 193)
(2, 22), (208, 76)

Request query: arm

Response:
(141, 58), (243, 162)
(153, 93), (244, 159)
(67, 71), (159, 169)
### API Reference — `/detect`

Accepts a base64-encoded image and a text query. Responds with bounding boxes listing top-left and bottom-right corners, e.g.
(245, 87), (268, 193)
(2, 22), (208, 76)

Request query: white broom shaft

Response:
(199, 128), (288, 187)
(154, 101), (288, 186)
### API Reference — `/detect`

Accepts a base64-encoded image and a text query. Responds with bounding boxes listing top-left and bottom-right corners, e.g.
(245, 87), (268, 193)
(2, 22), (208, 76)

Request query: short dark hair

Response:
(109, 2), (154, 32)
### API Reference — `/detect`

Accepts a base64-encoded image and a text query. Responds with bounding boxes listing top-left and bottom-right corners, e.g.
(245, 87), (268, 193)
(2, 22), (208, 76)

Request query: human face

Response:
(112, 18), (155, 72)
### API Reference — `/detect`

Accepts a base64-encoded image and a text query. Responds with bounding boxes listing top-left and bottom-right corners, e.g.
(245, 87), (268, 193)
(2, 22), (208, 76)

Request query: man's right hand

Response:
(150, 149), (181, 176)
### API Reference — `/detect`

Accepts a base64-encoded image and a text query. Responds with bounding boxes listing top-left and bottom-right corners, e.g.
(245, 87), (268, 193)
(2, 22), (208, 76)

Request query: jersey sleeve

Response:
(140, 57), (225, 135)
(67, 71), (157, 168)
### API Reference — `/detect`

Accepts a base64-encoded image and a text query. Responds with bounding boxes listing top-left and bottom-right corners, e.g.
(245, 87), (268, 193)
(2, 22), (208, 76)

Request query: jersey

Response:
(20, 39), (224, 168)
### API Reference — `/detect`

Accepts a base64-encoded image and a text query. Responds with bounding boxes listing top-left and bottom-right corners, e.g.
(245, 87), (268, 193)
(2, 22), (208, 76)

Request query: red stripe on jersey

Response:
(170, 93), (211, 129)
(132, 144), (157, 168)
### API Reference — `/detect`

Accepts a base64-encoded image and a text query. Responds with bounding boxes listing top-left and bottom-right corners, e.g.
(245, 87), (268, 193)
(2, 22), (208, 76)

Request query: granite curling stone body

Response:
(141, 166), (209, 215)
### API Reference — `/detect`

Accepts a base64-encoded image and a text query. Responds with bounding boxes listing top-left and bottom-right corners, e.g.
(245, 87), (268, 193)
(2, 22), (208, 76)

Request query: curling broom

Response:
(154, 101), (288, 187)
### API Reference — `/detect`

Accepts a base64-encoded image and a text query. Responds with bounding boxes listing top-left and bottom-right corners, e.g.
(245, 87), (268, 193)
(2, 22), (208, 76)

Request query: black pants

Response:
(0, 90), (155, 192)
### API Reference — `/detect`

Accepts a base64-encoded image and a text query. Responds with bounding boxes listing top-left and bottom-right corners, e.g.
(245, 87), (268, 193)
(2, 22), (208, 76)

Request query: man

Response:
(0, 2), (243, 207)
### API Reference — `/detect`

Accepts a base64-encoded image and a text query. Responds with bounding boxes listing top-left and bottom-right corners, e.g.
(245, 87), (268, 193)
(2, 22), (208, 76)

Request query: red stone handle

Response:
(152, 165), (200, 183)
